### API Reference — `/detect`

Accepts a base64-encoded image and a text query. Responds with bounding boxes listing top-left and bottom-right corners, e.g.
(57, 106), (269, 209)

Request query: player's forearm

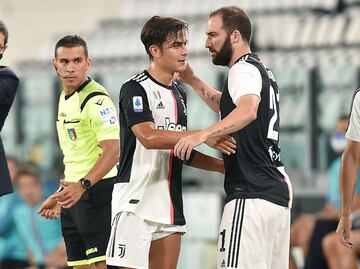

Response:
(138, 129), (199, 149)
(189, 77), (221, 113)
(84, 139), (119, 185)
(202, 105), (256, 140)
(340, 151), (359, 217)
(186, 151), (224, 173)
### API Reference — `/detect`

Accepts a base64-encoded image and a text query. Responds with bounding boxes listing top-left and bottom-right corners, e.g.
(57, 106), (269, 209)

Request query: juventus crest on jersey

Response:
(112, 70), (187, 225)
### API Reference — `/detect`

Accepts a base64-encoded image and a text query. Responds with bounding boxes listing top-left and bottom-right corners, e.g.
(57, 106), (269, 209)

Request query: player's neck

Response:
(63, 77), (88, 95)
(228, 46), (252, 68)
(147, 63), (173, 86)
(63, 87), (77, 96)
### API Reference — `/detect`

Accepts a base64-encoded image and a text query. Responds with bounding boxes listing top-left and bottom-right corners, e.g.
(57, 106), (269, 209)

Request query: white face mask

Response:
(330, 131), (347, 153)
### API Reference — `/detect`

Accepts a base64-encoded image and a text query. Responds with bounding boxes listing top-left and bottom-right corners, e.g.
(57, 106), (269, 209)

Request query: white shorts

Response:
(106, 211), (186, 269)
(217, 198), (290, 269)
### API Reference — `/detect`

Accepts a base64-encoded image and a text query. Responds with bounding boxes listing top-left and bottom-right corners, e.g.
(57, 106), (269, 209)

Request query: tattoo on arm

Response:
(201, 87), (220, 105)
(213, 125), (235, 136)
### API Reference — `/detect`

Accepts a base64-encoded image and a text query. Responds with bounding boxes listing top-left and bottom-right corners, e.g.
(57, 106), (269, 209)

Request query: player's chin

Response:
(176, 62), (187, 72)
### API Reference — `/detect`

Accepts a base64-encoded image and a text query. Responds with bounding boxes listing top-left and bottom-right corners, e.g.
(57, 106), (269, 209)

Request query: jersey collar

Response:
(65, 77), (92, 100)
(235, 53), (259, 64)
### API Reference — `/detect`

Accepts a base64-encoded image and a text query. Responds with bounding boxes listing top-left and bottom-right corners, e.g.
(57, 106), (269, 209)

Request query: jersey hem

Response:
(225, 192), (290, 208)
(114, 210), (186, 226)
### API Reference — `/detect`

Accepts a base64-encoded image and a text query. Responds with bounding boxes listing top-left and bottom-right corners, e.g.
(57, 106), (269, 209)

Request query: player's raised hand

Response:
(175, 63), (197, 85)
(38, 194), (61, 219)
(206, 135), (236, 155)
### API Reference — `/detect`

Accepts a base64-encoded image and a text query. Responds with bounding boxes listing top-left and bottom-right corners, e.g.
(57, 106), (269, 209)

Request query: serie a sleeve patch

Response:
(133, 96), (143, 112)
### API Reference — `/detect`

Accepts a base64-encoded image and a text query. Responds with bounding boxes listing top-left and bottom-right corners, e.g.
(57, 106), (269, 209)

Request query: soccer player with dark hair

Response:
(174, 6), (292, 269)
(106, 16), (235, 269)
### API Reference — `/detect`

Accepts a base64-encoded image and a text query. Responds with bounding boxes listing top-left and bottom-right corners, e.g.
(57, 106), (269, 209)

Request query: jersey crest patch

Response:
(67, 128), (77, 140)
(133, 96), (143, 112)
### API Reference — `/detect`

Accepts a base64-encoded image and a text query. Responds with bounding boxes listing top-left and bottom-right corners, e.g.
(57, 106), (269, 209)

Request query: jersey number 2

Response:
(267, 85), (279, 141)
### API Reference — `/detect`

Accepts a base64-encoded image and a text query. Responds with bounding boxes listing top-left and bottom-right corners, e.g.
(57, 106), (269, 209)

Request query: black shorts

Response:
(61, 178), (114, 267)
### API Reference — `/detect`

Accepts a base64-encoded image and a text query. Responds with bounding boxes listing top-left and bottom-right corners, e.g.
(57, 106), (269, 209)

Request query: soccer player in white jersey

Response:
(337, 88), (360, 248)
(174, 6), (292, 269)
(106, 16), (236, 269)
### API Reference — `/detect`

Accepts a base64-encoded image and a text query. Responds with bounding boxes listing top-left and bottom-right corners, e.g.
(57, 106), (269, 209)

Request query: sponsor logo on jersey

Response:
(152, 91), (165, 109)
(99, 107), (118, 126)
(268, 145), (281, 162)
(221, 260), (226, 267)
(67, 128), (77, 140)
(99, 107), (115, 117)
(95, 98), (104, 106)
(158, 117), (186, 132)
(133, 96), (143, 112)
(156, 101), (165, 109)
(118, 244), (126, 258)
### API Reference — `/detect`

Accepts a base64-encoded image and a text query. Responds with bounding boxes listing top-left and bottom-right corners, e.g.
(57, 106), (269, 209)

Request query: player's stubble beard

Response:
(211, 34), (232, 67)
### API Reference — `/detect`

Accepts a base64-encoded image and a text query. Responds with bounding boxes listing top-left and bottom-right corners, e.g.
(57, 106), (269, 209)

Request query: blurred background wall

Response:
(1, 0), (360, 268)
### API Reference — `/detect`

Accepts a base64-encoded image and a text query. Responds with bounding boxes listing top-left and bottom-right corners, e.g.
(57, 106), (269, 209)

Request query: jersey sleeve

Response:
(228, 61), (262, 105)
(86, 95), (120, 142)
(120, 80), (154, 128)
(346, 91), (360, 142)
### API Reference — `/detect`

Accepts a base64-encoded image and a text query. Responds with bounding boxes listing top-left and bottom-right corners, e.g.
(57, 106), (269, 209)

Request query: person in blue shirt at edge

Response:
(0, 156), (29, 269)
(13, 168), (67, 269)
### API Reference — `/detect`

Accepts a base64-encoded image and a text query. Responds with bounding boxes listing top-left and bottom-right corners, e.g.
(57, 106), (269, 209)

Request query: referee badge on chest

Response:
(67, 128), (77, 140)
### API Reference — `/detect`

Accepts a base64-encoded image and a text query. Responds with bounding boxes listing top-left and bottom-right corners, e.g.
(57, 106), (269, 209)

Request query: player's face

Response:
(158, 31), (188, 73)
(205, 15), (233, 66)
(0, 32), (7, 60)
(53, 46), (91, 92)
(16, 175), (43, 206)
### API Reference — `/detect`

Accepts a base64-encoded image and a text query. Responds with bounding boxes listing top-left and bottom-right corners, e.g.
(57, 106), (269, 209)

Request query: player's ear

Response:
(53, 59), (57, 71)
(149, 45), (161, 59)
(86, 56), (92, 68)
(231, 30), (241, 44)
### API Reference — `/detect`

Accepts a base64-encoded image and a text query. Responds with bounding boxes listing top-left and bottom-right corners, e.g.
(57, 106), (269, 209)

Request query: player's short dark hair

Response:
(0, 20), (9, 45)
(54, 35), (88, 58)
(14, 168), (40, 186)
(210, 6), (252, 43)
(338, 114), (349, 121)
(141, 16), (188, 60)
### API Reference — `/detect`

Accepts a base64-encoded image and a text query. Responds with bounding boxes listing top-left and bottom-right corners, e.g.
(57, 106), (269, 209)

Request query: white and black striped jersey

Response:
(112, 70), (187, 225)
(346, 88), (360, 142)
(220, 53), (292, 208)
